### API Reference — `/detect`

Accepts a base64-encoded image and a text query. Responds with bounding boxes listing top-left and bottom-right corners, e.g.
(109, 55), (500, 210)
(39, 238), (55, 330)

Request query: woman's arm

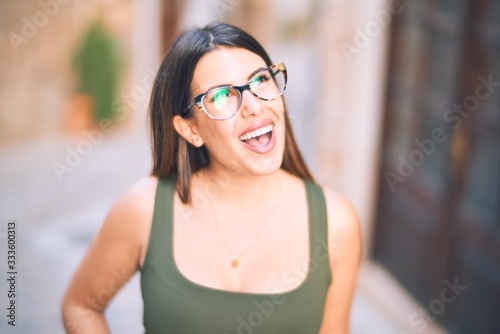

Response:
(61, 177), (157, 333)
(318, 187), (362, 334)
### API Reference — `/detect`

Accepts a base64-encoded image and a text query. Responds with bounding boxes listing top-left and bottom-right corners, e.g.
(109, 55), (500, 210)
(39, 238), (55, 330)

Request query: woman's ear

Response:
(173, 115), (204, 147)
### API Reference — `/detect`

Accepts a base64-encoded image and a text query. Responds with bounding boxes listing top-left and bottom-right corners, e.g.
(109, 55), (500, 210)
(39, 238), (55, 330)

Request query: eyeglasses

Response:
(185, 63), (287, 121)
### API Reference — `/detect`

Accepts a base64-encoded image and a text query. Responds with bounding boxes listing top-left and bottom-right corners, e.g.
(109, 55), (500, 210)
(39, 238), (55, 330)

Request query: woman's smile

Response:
(238, 120), (276, 153)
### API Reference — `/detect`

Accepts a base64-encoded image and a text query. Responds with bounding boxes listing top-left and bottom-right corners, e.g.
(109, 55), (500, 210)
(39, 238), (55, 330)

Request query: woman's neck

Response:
(194, 167), (284, 211)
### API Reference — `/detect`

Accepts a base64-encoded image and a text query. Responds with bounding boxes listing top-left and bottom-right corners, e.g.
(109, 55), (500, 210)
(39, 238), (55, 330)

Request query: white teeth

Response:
(239, 124), (273, 141)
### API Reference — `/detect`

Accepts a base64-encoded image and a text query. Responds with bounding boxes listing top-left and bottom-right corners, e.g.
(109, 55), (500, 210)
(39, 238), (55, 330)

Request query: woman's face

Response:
(187, 47), (286, 177)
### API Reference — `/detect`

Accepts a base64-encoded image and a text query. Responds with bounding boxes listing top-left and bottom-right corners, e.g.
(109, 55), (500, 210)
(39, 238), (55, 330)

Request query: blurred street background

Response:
(0, 0), (499, 333)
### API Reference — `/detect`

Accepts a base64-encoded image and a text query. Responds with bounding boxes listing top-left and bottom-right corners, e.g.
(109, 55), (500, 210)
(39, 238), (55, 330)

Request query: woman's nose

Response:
(239, 90), (264, 117)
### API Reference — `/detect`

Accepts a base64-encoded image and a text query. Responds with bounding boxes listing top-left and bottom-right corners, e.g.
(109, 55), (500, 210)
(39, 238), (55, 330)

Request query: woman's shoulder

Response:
(82, 176), (161, 271)
(319, 185), (362, 261)
(283, 172), (359, 231)
(320, 186), (358, 224)
(112, 175), (159, 215)
(102, 175), (159, 236)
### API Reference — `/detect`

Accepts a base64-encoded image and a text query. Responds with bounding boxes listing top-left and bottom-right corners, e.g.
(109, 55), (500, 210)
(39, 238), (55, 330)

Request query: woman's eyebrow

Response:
(203, 83), (230, 93)
(247, 67), (265, 80)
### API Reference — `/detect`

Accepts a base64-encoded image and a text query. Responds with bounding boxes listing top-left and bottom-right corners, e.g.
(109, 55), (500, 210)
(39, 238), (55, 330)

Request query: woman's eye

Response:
(251, 74), (270, 89)
(209, 88), (236, 107)
(211, 88), (228, 100)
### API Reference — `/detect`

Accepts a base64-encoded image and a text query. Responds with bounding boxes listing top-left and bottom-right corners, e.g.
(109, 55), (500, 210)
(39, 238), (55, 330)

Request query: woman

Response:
(62, 22), (361, 333)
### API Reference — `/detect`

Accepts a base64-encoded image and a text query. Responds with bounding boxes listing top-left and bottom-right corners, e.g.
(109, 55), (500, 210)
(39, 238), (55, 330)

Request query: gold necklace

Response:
(204, 177), (282, 268)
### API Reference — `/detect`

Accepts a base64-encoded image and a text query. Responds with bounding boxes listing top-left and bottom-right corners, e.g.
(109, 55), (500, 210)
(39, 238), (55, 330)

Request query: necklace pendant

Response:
(231, 259), (239, 268)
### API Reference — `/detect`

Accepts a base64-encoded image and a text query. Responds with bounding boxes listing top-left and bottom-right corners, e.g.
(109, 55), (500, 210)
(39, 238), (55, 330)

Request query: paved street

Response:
(0, 128), (150, 333)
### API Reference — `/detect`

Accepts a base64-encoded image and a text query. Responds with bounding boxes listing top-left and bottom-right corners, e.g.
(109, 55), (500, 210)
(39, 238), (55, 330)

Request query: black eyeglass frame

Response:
(184, 63), (287, 121)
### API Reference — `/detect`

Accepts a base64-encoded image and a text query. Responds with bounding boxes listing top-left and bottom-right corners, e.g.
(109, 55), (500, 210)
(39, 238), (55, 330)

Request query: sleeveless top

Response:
(141, 177), (332, 334)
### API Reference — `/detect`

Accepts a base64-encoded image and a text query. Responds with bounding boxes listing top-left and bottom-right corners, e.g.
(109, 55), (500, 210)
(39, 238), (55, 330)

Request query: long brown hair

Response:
(149, 22), (313, 203)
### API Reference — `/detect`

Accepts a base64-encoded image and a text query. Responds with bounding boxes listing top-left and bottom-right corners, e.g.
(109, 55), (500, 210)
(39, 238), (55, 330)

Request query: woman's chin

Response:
(245, 155), (284, 177)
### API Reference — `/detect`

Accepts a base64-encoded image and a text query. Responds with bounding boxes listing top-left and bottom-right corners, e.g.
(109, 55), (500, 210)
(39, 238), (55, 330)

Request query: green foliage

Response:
(72, 20), (121, 122)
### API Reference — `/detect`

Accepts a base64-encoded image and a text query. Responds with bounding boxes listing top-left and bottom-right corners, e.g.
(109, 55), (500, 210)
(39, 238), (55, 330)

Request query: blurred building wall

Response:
(131, 0), (161, 129)
(313, 0), (390, 256)
(0, 0), (134, 147)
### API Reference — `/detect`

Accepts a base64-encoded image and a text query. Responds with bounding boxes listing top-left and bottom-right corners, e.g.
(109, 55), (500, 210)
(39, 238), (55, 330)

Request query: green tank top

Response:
(141, 177), (332, 334)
